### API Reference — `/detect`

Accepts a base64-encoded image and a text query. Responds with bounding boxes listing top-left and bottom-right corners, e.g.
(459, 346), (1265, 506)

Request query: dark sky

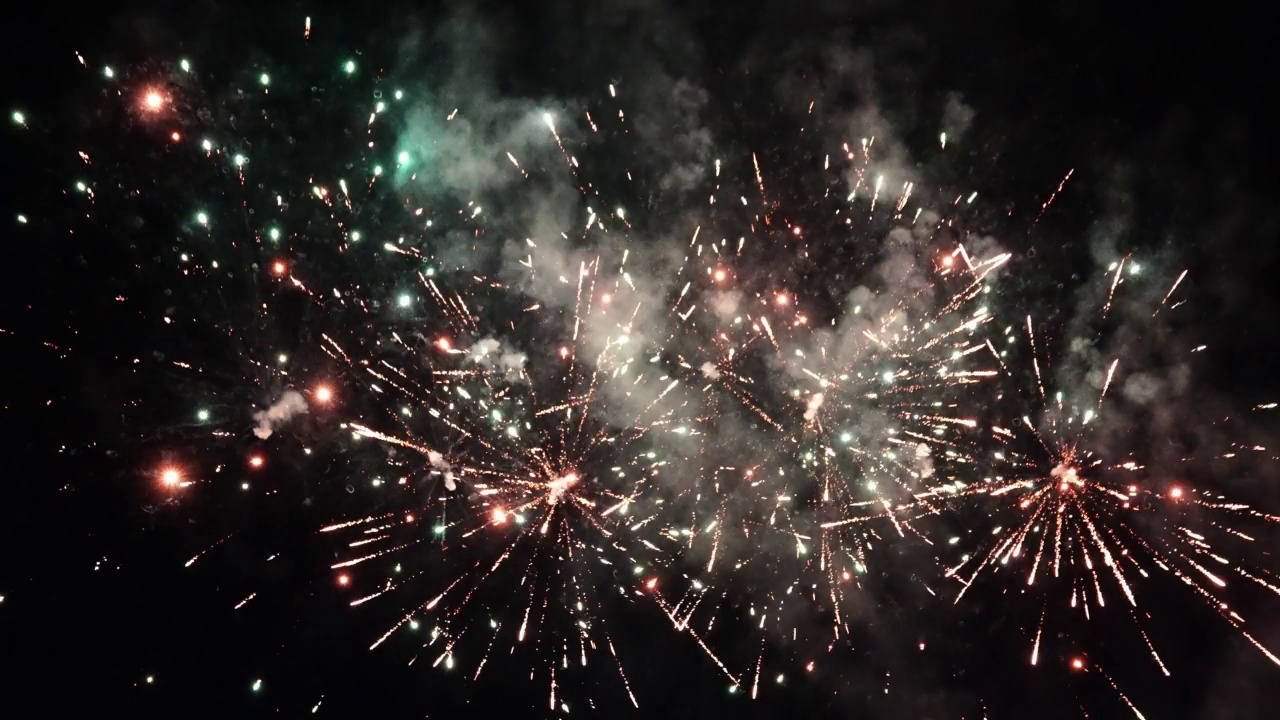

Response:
(3, 1), (1278, 718)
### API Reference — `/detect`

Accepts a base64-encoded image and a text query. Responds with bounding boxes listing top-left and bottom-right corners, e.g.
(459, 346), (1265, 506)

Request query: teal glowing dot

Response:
(234, 154), (246, 167)
(75, 182), (86, 192)
(372, 165), (383, 176)
(343, 60), (356, 74)
(350, 230), (361, 241)
(268, 228), (280, 240)
(433, 524), (446, 535)
(398, 151), (410, 164)
(197, 409), (209, 421)
(103, 66), (114, 79)
(11, 111), (24, 125)
(398, 294), (411, 307)
(375, 101), (385, 113)
(259, 73), (270, 86)
(394, 90), (404, 100)
(201, 139), (213, 151)
(409, 620), (420, 630)
(196, 212), (209, 226)
(179, 59), (190, 72)
(840, 432), (852, 443)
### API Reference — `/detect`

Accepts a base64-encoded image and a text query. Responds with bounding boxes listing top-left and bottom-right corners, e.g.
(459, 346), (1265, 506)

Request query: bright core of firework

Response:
(1050, 463), (1082, 491)
(546, 472), (579, 506)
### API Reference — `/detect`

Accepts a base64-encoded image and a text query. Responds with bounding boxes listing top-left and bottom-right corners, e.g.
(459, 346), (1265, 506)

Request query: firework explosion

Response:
(9, 14), (1279, 717)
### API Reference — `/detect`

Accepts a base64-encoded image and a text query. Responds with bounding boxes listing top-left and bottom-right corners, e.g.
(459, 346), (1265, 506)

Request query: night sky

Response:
(4, 1), (1278, 718)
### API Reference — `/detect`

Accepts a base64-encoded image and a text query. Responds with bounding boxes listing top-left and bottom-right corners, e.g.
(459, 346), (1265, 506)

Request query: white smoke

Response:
(700, 361), (721, 380)
(467, 336), (528, 377)
(427, 449), (457, 491)
(803, 392), (825, 422)
(709, 290), (741, 322)
(914, 441), (934, 479)
(252, 390), (309, 440)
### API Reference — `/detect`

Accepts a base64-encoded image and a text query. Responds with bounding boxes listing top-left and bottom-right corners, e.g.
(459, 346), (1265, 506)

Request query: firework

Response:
(13, 23), (1277, 716)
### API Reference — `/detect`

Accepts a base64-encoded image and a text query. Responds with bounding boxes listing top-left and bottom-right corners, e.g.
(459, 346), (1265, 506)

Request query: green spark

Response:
(343, 60), (356, 74)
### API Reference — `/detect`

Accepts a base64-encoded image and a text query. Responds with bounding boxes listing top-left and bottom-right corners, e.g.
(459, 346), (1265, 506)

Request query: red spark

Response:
(248, 455), (264, 469)
(271, 260), (287, 276)
(337, 573), (350, 587)
(160, 467), (181, 487)
(314, 385), (333, 403)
